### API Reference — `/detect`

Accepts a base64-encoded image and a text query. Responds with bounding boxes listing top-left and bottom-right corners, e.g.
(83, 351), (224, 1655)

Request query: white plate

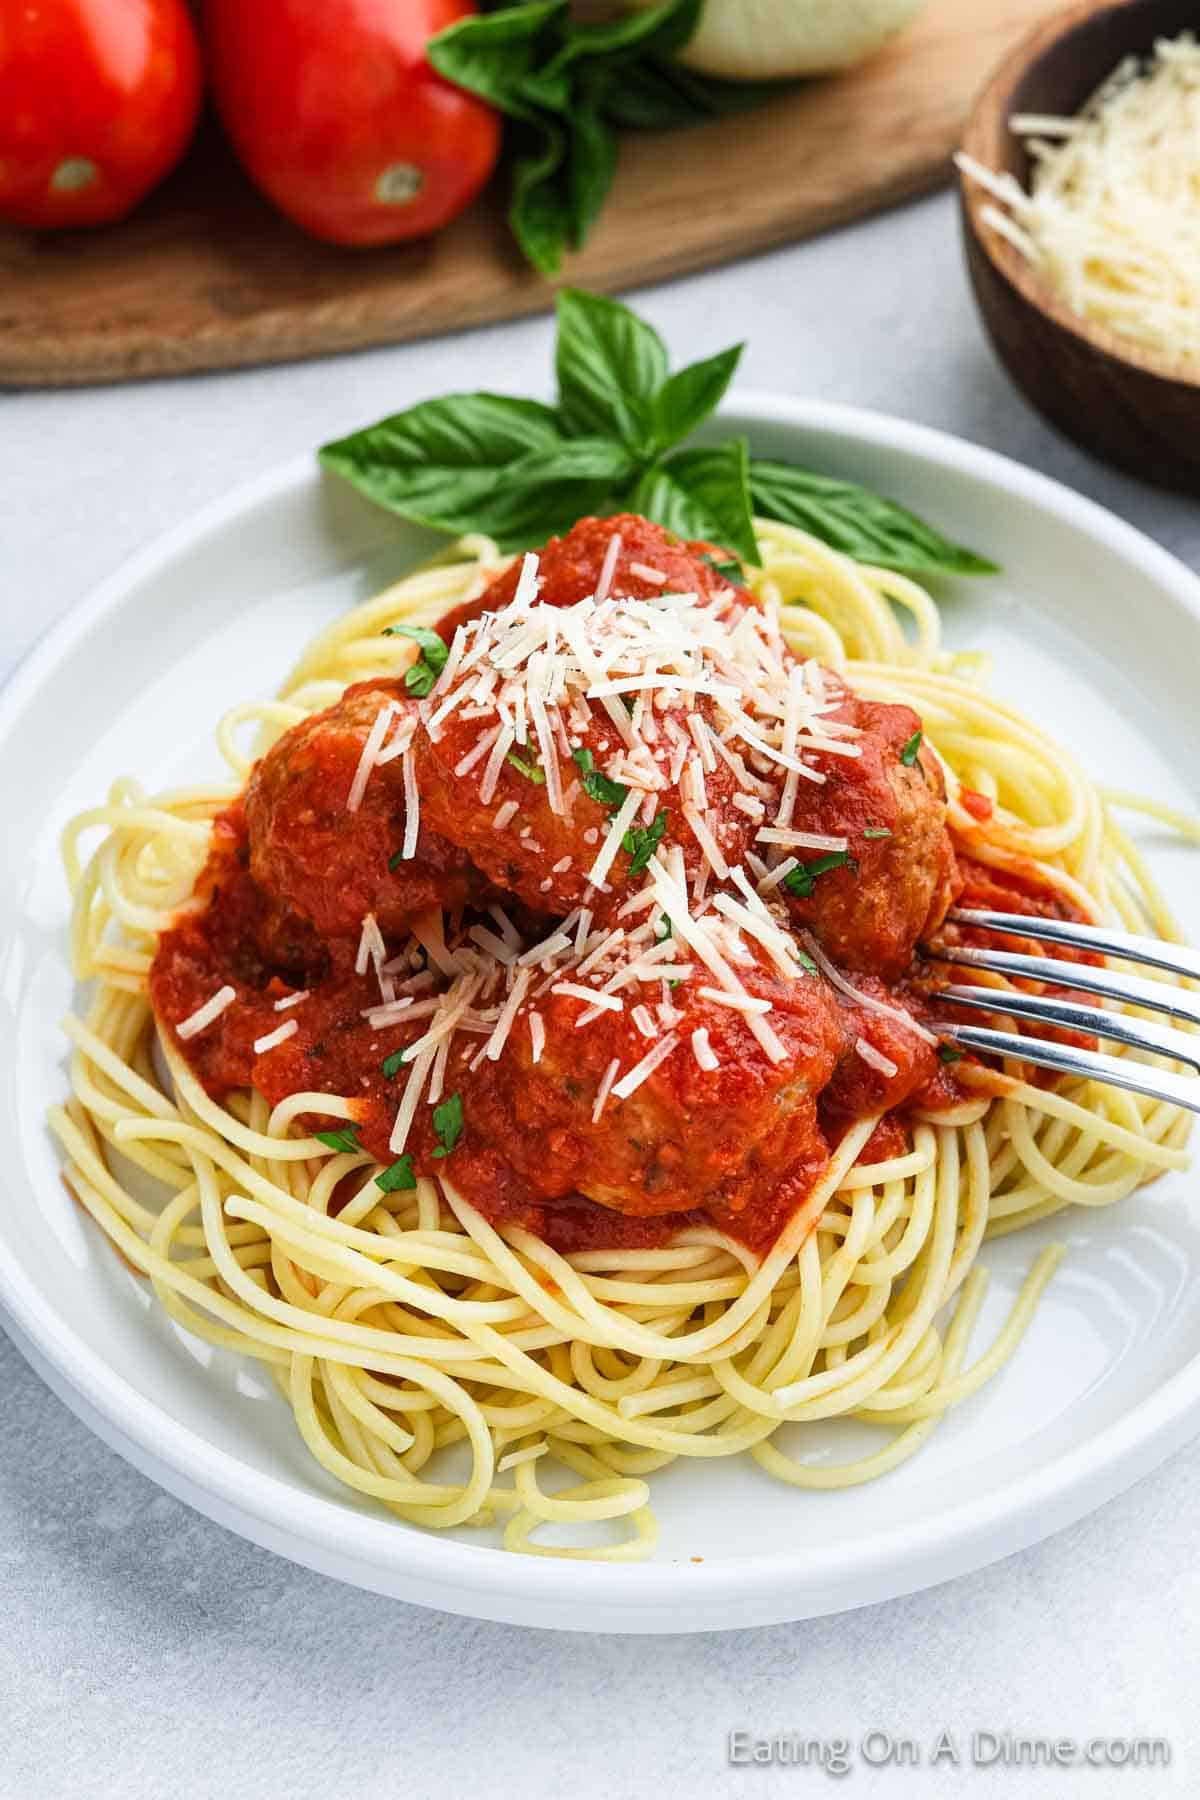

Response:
(3, 396), (1200, 1634)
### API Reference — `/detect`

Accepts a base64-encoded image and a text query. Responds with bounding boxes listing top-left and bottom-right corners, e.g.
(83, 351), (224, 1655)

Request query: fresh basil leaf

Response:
(649, 342), (743, 454)
(899, 730), (923, 767)
(323, 398), (633, 547)
(582, 768), (628, 809)
(447, 438), (634, 546)
(623, 809), (667, 875)
(606, 58), (777, 128)
(431, 1092), (464, 1159)
(426, 1), (565, 120)
(320, 393), (563, 513)
(567, 74), (617, 251)
(571, 744), (628, 808)
(385, 623), (449, 699)
(381, 1049), (407, 1078)
(555, 288), (669, 452)
(544, 0), (702, 73)
(507, 750), (546, 784)
(748, 460), (999, 578)
(383, 623), (446, 662)
(632, 438), (759, 566)
(783, 851), (859, 898)
(509, 116), (572, 275)
(376, 1156), (417, 1193)
(938, 1045), (964, 1064)
(315, 1125), (361, 1154)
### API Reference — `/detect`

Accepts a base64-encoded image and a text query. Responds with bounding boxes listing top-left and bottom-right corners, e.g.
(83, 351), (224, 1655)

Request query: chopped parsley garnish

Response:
(863, 826), (892, 840)
(623, 809), (667, 875)
(431, 1091), (464, 1159)
(899, 730), (923, 767)
(507, 749), (546, 785)
(783, 850), (858, 898)
(384, 622), (448, 697)
(655, 915), (673, 943)
(387, 847), (406, 871)
(795, 949), (820, 975)
(315, 1124), (361, 1154)
(376, 1155), (417, 1192)
(381, 1049), (407, 1079)
(572, 747), (628, 809)
(938, 1044), (964, 1065)
(701, 551), (743, 583)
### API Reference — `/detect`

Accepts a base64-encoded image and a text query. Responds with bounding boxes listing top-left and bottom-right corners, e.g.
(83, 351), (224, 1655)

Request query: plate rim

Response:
(4, 391), (1200, 1628)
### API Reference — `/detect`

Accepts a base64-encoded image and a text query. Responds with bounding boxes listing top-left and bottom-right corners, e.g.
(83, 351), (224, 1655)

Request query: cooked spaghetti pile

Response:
(51, 516), (1194, 1558)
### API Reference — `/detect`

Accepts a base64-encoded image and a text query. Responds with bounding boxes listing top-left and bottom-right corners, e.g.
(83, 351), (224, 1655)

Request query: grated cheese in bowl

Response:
(956, 33), (1200, 371)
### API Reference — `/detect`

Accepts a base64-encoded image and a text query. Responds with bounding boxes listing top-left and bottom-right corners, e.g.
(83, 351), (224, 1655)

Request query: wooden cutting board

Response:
(0, 0), (1075, 387)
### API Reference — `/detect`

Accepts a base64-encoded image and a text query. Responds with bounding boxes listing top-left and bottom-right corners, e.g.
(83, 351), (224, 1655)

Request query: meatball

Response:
(781, 689), (959, 979)
(415, 515), (770, 921)
(436, 512), (752, 643)
(415, 693), (753, 924)
(244, 679), (485, 939)
(451, 948), (847, 1226)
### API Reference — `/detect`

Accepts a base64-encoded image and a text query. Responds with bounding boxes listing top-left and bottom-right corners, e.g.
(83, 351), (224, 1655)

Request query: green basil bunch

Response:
(319, 288), (997, 578)
(427, 0), (763, 276)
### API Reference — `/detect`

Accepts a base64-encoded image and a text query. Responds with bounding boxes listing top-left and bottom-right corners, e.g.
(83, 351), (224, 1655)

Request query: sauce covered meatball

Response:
(432, 941), (848, 1248)
(154, 510), (992, 1262)
(244, 679), (485, 939)
(781, 688), (960, 979)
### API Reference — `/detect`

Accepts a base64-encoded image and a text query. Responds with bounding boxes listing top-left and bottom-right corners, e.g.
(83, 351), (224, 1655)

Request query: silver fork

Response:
(930, 908), (1200, 1114)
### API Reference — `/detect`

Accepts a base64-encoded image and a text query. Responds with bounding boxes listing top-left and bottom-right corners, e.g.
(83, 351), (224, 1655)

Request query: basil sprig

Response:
(319, 289), (997, 580)
(783, 851), (858, 899)
(572, 747), (628, 809)
(431, 1093), (465, 1159)
(427, 0), (762, 276)
(624, 810), (667, 875)
(384, 622), (449, 696)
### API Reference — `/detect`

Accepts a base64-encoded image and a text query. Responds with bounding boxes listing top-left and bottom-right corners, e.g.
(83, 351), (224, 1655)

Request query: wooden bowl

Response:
(958, 0), (1200, 494)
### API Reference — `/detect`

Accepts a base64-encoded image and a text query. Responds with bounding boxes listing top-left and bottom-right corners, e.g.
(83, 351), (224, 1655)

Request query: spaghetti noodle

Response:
(51, 518), (1194, 1559)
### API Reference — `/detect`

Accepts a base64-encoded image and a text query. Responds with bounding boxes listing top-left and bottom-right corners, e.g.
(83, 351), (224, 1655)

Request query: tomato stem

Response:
(375, 163), (423, 206)
(50, 157), (99, 194)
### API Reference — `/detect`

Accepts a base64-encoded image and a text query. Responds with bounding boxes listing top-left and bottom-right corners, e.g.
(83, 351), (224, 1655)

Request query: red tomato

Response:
(0, 0), (202, 230)
(204, 0), (502, 248)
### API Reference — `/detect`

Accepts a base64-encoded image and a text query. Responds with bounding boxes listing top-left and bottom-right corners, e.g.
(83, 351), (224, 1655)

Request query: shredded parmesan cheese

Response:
(346, 703), (397, 812)
(800, 931), (938, 1046)
(253, 1019), (299, 1055)
(855, 1037), (899, 1079)
(592, 1057), (621, 1122)
(956, 34), (1200, 368)
(176, 985), (236, 1040)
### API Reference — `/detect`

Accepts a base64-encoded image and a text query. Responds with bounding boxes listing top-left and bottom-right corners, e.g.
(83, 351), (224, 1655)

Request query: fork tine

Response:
(935, 1022), (1200, 1114)
(933, 944), (1200, 1029)
(948, 908), (1200, 983)
(940, 982), (1200, 1071)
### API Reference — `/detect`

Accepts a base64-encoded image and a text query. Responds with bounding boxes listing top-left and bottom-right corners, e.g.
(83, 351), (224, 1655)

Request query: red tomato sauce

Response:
(149, 525), (1095, 1260)
(148, 810), (998, 1258)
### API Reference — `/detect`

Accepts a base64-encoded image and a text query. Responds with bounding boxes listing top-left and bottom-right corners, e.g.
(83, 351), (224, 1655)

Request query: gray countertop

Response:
(2, 189), (1198, 1799)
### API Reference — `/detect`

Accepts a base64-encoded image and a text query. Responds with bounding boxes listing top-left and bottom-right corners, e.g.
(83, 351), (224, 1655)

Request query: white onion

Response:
(625, 0), (928, 81)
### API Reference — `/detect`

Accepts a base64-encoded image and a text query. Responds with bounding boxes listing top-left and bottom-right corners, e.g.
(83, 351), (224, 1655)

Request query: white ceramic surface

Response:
(2, 395), (1199, 1633)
